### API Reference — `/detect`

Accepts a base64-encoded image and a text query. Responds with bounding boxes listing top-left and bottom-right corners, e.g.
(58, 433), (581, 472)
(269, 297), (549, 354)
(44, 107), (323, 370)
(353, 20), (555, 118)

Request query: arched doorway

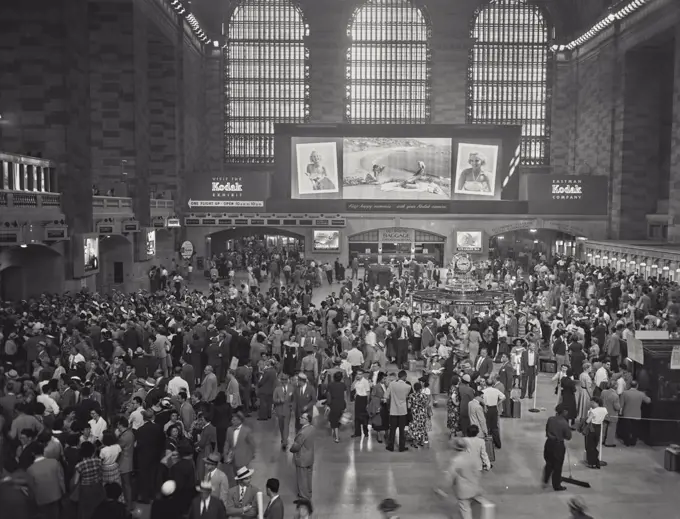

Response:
(488, 228), (582, 269)
(206, 227), (305, 258)
(0, 244), (64, 300)
(96, 235), (134, 294)
(348, 227), (446, 266)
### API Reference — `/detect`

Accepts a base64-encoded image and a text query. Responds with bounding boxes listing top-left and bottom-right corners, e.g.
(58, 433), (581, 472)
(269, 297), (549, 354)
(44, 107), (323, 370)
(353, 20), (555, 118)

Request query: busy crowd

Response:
(0, 240), (677, 519)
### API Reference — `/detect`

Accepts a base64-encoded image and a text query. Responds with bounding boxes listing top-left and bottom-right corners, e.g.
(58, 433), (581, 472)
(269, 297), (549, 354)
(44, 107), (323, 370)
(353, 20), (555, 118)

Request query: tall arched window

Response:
(467, 0), (552, 165)
(225, 0), (309, 163)
(346, 0), (431, 124)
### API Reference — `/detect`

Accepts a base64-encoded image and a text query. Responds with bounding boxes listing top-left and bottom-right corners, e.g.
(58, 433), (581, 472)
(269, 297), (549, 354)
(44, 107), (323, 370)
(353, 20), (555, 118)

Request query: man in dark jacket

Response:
(257, 361), (278, 420)
(135, 410), (165, 503)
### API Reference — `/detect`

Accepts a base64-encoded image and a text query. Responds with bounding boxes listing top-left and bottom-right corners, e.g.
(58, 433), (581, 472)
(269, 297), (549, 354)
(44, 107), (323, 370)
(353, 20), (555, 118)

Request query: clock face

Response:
(455, 256), (472, 273)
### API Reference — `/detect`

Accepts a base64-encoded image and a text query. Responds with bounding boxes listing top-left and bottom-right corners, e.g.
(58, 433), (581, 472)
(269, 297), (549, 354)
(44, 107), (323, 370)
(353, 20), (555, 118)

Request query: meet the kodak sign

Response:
(527, 174), (608, 215)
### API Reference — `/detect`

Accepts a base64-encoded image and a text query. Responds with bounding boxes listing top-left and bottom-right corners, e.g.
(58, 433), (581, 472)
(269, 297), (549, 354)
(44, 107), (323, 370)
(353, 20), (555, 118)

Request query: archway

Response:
(348, 227), (447, 267)
(96, 235), (134, 294)
(0, 244), (64, 300)
(488, 227), (582, 269)
(207, 227), (305, 258)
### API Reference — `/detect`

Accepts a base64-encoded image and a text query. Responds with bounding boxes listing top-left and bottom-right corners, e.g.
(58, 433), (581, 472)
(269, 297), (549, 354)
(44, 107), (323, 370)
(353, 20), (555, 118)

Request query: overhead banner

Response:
(186, 172), (269, 212)
(526, 175), (608, 215)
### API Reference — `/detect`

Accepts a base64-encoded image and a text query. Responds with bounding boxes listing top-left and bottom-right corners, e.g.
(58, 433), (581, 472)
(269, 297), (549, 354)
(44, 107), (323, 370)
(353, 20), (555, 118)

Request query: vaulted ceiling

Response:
(189, 0), (617, 44)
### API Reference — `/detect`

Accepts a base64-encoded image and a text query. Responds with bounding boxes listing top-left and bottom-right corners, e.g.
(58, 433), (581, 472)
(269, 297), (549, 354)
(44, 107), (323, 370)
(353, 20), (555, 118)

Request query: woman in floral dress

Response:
(407, 382), (429, 447)
(447, 374), (461, 438)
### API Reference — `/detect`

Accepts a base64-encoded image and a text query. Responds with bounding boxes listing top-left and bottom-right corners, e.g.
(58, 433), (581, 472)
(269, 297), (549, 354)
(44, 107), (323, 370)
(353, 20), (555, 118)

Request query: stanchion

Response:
(598, 421), (608, 467)
(529, 372), (541, 413)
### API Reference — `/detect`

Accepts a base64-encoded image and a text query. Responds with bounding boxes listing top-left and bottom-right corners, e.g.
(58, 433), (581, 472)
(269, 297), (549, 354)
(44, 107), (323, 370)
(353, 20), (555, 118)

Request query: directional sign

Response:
(188, 199), (264, 208)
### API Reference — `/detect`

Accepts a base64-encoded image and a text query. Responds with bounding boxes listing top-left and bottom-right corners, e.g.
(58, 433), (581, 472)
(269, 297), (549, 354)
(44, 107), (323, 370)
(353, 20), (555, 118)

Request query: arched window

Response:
(467, 0), (552, 165)
(225, 0), (309, 163)
(346, 0), (431, 124)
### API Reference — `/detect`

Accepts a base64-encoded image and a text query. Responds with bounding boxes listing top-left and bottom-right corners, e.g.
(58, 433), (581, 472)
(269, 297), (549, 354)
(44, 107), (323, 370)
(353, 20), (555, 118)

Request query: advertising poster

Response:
(313, 230), (340, 252)
(526, 175), (609, 215)
(454, 143), (499, 198)
(456, 231), (483, 253)
(342, 137), (452, 200)
(83, 237), (100, 272)
(146, 230), (156, 257)
(627, 336), (644, 365)
(295, 142), (339, 195)
(186, 173), (269, 212)
(671, 345), (680, 370)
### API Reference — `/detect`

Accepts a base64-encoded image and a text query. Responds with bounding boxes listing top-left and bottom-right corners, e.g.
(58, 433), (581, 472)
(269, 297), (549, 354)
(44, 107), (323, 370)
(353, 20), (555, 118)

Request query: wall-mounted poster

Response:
(456, 231), (483, 253)
(313, 230), (341, 252)
(454, 143), (499, 198)
(83, 236), (100, 272)
(295, 142), (339, 195)
(343, 137), (452, 200)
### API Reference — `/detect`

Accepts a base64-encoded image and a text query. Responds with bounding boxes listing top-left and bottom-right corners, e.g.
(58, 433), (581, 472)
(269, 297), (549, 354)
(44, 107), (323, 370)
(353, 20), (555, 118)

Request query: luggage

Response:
(664, 445), (680, 472)
(484, 435), (495, 464)
(472, 496), (496, 519)
(408, 359), (417, 372)
(511, 398), (522, 419)
(539, 358), (557, 373)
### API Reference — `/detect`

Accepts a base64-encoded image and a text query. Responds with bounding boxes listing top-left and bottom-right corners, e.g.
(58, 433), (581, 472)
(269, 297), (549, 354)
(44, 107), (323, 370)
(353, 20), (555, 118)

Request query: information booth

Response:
(633, 340), (680, 446)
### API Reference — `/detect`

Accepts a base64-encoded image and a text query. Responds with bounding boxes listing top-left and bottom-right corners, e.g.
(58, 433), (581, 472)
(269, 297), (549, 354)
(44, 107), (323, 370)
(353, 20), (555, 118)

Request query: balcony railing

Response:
(92, 196), (133, 209)
(0, 190), (62, 209)
(150, 198), (174, 209)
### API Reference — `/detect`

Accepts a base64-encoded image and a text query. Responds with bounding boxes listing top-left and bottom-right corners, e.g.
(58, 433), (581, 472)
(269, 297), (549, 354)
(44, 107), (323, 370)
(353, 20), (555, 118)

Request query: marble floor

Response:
(185, 273), (680, 518)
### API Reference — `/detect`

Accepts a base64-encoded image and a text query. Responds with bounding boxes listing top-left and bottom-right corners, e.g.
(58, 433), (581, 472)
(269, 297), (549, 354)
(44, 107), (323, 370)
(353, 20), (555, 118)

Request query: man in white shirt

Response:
(168, 366), (190, 396)
(594, 360), (610, 389)
(351, 370), (372, 438)
(37, 385), (60, 416)
(128, 397), (145, 430)
(481, 380), (505, 449)
(89, 409), (107, 441)
(346, 345), (364, 373)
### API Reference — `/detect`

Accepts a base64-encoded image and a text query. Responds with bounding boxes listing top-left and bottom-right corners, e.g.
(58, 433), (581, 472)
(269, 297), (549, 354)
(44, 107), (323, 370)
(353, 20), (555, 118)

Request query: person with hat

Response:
(542, 404), (572, 491)
(169, 441), (198, 514)
(224, 467), (259, 518)
(290, 412), (315, 501)
(445, 438), (485, 519)
(224, 411), (256, 485)
(293, 497), (313, 519)
(201, 452), (229, 508)
(273, 373), (295, 449)
(150, 480), (181, 519)
(457, 375), (475, 436)
(189, 479), (227, 519)
(377, 497), (401, 519)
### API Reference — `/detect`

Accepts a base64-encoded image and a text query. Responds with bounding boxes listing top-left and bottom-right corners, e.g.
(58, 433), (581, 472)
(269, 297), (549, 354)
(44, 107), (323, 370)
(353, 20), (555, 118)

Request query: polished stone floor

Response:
(187, 273), (680, 518)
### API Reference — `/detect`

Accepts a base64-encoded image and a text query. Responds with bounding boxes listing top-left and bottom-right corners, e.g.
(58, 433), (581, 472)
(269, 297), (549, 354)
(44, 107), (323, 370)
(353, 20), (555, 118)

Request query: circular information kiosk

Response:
(411, 253), (512, 315)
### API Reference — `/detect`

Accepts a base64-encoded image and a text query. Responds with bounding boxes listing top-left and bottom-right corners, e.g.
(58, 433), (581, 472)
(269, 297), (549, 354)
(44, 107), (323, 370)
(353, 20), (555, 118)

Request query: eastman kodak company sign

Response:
(527, 175), (608, 215)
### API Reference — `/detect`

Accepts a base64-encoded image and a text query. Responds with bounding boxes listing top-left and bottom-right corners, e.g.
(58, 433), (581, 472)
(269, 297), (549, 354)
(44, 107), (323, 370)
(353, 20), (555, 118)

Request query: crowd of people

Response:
(0, 243), (677, 519)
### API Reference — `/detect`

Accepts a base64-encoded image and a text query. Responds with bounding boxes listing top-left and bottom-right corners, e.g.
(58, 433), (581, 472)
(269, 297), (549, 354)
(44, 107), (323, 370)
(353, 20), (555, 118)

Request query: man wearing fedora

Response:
(189, 479), (227, 519)
(203, 452), (230, 509)
(273, 373), (295, 449)
(224, 467), (260, 518)
(290, 411), (315, 501)
(378, 498), (401, 519)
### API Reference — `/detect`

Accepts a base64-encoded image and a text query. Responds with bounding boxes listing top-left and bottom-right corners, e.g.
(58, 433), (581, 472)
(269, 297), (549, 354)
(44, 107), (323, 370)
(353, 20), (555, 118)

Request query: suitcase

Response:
(472, 496), (496, 519)
(539, 358), (557, 373)
(484, 435), (496, 464)
(511, 398), (522, 418)
(664, 446), (680, 472)
(408, 359), (417, 372)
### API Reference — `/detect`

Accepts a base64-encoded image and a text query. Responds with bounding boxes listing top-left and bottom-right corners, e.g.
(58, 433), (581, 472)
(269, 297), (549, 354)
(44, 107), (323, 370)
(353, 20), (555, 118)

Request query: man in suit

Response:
(180, 357), (196, 394)
(224, 411), (256, 484)
(189, 480), (227, 519)
(458, 375), (476, 435)
(116, 416), (135, 510)
(202, 452), (229, 509)
(473, 347), (494, 381)
(218, 330), (233, 384)
(201, 365), (219, 403)
(496, 353), (514, 418)
(520, 343), (538, 399)
(135, 409), (165, 503)
(224, 467), (259, 518)
(263, 478), (284, 519)
(620, 381), (651, 446)
(290, 412), (315, 501)
(601, 379), (621, 447)
(273, 374), (295, 449)
(393, 318), (412, 370)
(385, 370), (411, 452)
(294, 373), (316, 432)
(447, 438), (484, 518)
(26, 442), (64, 519)
(257, 361), (278, 421)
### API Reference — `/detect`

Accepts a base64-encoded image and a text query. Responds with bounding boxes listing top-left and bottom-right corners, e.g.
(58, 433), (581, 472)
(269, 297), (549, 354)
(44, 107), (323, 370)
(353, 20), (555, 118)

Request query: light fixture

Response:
(20, 244), (27, 248)
(533, 239), (539, 243)
(676, 268), (680, 273)
(630, 260), (636, 264)
(587, 252), (593, 257)
(640, 262), (647, 267)
(213, 40), (219, 48)
(652, 264), (658, 269)
(602, 256), (608, 260)
(497, 236), (504, 240)
(595, 255), (600, 259)
(529, 229), (537, 233)
(663, 266), (670, 271)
